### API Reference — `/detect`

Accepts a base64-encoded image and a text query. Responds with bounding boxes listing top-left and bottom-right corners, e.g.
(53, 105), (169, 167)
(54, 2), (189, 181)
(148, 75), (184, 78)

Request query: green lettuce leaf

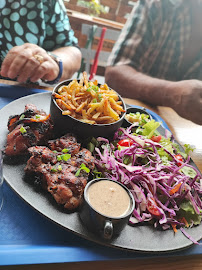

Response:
(142, 120), (160, 138)
(178, 200), (202, 226)
(180, 166), (197, 179)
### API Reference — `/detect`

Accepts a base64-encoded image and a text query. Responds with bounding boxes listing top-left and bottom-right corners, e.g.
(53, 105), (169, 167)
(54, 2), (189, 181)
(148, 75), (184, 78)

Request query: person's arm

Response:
(0, 0), (82, 84)
(44, 46), (82, 82)
(0, 43), (81, 84)
(105, 65), (202, 125)
(105, 65), (177, 106)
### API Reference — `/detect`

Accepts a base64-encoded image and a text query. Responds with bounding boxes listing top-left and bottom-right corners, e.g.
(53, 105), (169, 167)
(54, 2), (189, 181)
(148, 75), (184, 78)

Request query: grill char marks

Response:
(25, 135), (95, 210)
(5, 104), (53, 156)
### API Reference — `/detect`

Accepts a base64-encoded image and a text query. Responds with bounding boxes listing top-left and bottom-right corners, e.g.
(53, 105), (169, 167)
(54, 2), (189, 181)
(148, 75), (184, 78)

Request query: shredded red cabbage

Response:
(93, 127), (202, 243)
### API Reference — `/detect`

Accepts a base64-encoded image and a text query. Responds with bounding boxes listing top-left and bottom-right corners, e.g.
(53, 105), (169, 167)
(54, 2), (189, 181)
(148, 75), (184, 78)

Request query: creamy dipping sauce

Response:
(87, 180), (131, 218)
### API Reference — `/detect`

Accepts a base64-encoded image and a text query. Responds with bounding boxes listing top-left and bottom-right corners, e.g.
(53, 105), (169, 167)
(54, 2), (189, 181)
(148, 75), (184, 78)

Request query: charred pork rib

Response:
(25, 135), (95, 210)
(5, 104), (53, 156)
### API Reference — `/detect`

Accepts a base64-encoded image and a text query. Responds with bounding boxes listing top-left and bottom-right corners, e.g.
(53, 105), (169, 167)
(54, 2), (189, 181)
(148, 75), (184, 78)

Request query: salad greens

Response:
(88, 119), (202, 241)
(125, 112), (150, 126)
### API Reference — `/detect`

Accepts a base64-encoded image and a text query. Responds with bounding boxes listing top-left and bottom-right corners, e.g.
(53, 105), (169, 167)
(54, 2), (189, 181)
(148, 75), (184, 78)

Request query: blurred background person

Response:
(105, 0), (202, 125)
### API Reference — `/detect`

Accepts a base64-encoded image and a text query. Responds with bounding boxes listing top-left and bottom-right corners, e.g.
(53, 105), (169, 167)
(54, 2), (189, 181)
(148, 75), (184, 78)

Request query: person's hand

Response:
(0, 43), (59, 83)
(172, 79), (202, 125)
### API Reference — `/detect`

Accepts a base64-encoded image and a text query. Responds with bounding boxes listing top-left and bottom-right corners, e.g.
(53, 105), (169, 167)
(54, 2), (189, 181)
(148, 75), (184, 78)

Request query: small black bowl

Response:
(50, 79), (126, 140)
(79, 178), (135, 240)
(123, 106), (152, 128)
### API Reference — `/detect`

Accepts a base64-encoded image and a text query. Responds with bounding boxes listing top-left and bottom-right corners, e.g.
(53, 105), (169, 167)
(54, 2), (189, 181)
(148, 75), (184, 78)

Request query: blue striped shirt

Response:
(107, 0), (202, 81)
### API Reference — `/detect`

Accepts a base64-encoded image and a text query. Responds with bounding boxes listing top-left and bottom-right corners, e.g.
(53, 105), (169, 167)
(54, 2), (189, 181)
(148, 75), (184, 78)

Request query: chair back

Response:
(78, 23), (121, 77)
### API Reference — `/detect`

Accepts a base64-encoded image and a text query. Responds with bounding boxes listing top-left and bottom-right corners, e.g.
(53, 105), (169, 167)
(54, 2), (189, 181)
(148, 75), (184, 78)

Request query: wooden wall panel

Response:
(65, 0), (138, 24)
(64, 0), (138, 75)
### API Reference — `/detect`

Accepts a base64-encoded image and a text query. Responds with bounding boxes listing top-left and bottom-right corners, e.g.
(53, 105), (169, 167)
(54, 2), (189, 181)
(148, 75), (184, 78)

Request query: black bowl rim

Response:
(51, 79), (127, 127)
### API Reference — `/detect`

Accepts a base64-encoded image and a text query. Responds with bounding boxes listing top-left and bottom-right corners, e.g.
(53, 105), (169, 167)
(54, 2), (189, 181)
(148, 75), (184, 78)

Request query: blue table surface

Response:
(0, 83), (201, 266)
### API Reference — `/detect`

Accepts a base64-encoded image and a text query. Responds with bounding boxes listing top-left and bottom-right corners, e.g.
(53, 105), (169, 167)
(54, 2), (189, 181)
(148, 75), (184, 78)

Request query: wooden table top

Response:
(0, 79), (201, 270)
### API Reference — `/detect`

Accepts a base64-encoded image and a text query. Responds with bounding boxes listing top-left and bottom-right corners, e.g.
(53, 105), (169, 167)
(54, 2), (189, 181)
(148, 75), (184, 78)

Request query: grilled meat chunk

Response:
(25, 135), (95, 210)
(48, 134), (81, 155)
(71, 148), (95, 171)
(5, 104), (53, 156)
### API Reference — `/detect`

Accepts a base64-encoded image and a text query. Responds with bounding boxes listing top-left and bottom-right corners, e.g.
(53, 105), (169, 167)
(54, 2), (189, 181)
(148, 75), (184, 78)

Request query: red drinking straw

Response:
(89, 27), (107, 80)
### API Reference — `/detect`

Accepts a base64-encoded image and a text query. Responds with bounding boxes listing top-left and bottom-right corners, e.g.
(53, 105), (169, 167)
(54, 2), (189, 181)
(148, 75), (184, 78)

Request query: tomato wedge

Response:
(151, 135), (162, 142)
(117, 139), (134, 147)
(147, 197), (161, 216)
(174, 154), (183, 166)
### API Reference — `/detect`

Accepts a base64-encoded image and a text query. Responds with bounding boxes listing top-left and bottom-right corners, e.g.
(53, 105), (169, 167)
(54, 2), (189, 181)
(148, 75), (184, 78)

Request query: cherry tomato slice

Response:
(151, 135), (162, 142)
(117, 139), (134, 147)
(174, 154), (183, 166)
(147, 198), (161, 216)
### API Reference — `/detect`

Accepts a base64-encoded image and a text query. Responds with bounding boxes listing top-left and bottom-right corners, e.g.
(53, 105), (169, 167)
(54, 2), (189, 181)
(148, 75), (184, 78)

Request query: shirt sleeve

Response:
(42, 0), (78, 51)
(107, 0), (163, 71)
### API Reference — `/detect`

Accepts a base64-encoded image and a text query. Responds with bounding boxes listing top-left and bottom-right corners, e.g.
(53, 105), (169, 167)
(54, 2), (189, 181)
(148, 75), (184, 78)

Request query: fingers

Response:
(29, 60), (59, 83)
(1, 47), (33, 79)
(17, 55), (43, 83)
(0, 44), (59, 83)
(18, 57), (59, 83)
(176, 84), (202, 125)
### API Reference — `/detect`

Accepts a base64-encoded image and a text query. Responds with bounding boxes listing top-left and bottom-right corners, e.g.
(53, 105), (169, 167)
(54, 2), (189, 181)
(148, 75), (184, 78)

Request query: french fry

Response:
(104, 98), (119, 121)
(87, 105), (98, 116)
(66, 100), (76, 110)
(82, 109), (88, 119)
(103, 97), (109, 116)
(108, 106), (119, 121)
(102, 93), (119, 101)
(60, 100), (74, 111)
(76, 101), (87, 113)
(71, 110), (76, 118)
(116, 101), (122, 105)
(83, 71), (89, 87)
(62, 92), (72, 100)
(56, 99), (71, 111)
(62, 110), (71, 115)
(96, 116), (115, 123)
(81, 119), (96, 124)
(71, 87), (79, 107)
(109, 97), (125, 112)
(95, 97), (105, 112)
(88, 102), (102, 109)
(92, 112), (101, 119)
(75, 92), (88, 97)
(53, 72), (125, 125)
(58, 85), (69, 94)
(93, 80), (98, 86)
(53, 92), (65, 101)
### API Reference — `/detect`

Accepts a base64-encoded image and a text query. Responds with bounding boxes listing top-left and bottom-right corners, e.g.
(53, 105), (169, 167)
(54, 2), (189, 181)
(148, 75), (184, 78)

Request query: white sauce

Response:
(87, 180), (131, 218)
